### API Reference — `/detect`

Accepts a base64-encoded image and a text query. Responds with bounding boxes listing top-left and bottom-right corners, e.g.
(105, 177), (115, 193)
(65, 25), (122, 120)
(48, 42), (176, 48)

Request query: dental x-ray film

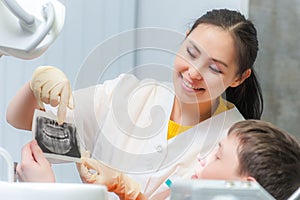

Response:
(32, 109), (82, 163)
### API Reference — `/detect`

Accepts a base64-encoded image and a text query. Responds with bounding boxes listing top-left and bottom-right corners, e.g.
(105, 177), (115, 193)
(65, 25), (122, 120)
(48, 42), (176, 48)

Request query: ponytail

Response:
(225, 69), (263, 119)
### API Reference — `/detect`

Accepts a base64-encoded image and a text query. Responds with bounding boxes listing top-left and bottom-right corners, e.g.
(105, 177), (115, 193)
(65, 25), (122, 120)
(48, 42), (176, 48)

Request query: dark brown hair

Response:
(188, 9), (263, 119)
(228, 120), (300, 200)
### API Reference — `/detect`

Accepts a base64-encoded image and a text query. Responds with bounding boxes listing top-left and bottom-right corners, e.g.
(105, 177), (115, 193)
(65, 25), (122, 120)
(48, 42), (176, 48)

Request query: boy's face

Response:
(193, 134), (245, 180)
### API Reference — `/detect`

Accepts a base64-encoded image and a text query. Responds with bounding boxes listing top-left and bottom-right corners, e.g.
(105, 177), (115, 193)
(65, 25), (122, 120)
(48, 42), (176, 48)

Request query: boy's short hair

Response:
(228, 120), (300, 200)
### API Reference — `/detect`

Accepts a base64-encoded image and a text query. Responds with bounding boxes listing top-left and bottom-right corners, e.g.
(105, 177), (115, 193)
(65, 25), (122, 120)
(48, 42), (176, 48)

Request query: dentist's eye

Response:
(186, 47), (197, 59)
(209, 65), (222, 74)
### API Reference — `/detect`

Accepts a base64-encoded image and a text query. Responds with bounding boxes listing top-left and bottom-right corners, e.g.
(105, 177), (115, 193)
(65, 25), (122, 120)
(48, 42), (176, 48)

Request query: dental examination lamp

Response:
(0, 0), (65, 59)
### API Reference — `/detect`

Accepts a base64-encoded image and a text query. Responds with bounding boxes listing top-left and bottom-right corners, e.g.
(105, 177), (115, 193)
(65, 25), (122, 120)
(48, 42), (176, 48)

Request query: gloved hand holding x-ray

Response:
(77, 151), (143, 200)
(30, 66), (74, 125)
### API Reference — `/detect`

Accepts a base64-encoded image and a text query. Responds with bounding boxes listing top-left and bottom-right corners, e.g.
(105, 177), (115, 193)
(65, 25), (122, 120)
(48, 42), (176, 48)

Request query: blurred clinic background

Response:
(0, 0), (299, 183)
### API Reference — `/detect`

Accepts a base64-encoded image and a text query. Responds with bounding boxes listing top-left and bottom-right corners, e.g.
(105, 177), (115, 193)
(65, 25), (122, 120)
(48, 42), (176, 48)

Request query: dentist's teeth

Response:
(183, 79), (202, 90)
(183, 79), (193, 88)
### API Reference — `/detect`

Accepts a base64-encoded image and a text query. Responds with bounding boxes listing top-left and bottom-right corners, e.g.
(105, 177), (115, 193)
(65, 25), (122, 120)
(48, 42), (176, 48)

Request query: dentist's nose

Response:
(188, 66), (203, 80)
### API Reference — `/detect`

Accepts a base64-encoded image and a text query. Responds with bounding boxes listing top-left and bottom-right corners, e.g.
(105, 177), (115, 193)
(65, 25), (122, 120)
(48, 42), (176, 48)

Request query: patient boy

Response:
(191, 119), (300, 200)
(78, 120), (300, 200)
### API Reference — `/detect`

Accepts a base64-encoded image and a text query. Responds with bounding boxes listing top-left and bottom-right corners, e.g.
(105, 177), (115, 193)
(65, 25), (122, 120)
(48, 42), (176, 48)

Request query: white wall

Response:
(0, 0), (248, 182)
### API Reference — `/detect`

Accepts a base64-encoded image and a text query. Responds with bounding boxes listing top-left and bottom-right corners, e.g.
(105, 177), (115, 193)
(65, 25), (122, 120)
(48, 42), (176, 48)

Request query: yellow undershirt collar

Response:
(167, 98), (233, 139)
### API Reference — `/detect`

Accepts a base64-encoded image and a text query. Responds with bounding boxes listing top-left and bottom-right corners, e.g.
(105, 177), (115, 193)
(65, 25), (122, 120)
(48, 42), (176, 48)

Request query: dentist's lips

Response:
(180, 74), (205, 92)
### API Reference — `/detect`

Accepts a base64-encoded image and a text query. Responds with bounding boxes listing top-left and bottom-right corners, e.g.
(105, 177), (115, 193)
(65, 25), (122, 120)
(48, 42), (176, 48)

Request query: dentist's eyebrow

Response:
(188, 40), (229, 68)
(188, 40), (201, 54)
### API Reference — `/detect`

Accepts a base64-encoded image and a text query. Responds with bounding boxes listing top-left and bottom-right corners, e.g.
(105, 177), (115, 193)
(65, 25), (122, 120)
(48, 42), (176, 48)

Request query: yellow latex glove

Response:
(77, 152), (141, 200)
(30, 66), (74, 124)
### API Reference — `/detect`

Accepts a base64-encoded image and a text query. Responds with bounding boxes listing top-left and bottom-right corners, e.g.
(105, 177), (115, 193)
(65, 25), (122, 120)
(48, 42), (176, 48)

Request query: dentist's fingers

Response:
(31, 84), (45, 110)
(61, 82), (74, 110)
(57, 83), (69, 124)
(41, 83), (51, 104)
(30, 66), (73, 122)
(49, 82), (64, 107)
(57, 84), (69, 124)
(76, 159), (97, 183)
(81, 151), (91, 158)
(81, 158), (96, 171)
(68, 93), (74, 110)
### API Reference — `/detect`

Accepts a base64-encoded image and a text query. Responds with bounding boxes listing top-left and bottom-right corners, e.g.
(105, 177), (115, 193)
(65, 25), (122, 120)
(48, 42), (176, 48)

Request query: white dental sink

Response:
(0, 182), (108, 200)
(0, 147), (108, 200)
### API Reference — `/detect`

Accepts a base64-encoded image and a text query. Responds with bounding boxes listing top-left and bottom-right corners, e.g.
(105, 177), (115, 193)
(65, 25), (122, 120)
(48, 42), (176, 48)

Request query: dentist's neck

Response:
(170, 97), (219, 126)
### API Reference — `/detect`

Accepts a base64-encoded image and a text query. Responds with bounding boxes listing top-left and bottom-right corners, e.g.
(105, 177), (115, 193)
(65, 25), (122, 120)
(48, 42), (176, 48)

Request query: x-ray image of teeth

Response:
(32, 110), (81, 161)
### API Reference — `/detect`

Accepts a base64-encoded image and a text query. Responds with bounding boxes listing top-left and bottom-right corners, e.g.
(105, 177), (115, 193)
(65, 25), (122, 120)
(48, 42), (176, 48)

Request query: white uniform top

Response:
(52, 74), (244, 199)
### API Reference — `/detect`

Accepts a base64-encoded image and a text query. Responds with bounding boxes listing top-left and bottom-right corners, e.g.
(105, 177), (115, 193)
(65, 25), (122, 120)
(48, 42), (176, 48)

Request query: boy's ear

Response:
(230, 68), (252, 88)
(246, 176), (256, 182)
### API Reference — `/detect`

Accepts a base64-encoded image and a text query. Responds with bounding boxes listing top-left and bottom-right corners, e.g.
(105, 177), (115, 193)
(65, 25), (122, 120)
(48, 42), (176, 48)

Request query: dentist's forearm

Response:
(6, 81), (39, 130)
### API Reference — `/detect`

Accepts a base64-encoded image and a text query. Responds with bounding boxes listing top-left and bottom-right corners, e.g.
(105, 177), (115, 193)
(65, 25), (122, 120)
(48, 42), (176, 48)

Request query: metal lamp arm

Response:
(2, 0), (55, 52)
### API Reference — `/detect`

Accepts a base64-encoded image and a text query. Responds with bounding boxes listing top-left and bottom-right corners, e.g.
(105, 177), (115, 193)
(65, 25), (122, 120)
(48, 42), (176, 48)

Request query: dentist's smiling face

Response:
(173, 24), (242, 104)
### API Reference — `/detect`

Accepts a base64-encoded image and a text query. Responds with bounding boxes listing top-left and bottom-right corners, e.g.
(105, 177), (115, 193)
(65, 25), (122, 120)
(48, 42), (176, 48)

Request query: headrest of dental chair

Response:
(288, 186), (300, 200)
(170, 179), (276, 200)
(0, 0), (65, 60)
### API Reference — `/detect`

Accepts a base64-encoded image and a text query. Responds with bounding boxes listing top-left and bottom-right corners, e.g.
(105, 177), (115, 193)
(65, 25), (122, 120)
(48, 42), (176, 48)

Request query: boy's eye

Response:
(215, 148), (222, 160)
